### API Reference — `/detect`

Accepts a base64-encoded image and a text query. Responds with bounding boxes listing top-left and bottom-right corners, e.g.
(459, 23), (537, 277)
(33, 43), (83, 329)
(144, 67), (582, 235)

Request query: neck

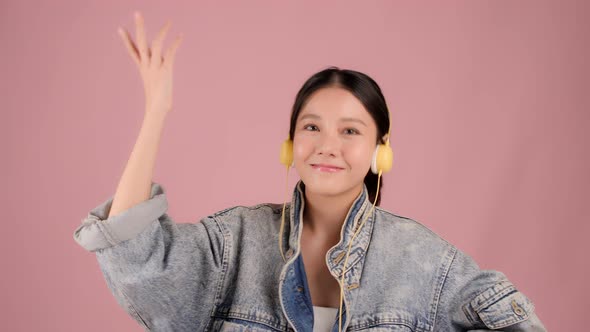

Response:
(302, 183), (364, 243)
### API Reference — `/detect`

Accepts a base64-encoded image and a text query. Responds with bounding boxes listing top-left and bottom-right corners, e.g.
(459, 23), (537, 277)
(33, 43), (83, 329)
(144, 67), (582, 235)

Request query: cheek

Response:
(292, 136), (313, 160)
(345, 143), (374, 168)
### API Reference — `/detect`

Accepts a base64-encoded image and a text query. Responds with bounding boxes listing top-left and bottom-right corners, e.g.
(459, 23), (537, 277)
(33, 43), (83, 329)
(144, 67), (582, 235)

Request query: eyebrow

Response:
(298, 113), (367, 127)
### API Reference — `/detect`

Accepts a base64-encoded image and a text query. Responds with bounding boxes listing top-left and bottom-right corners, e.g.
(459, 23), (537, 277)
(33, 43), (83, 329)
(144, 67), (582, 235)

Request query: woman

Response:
(73, 11), (546, 332)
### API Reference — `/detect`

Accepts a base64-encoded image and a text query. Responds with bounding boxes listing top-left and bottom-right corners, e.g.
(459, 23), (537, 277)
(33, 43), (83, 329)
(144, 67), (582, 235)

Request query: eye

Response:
(303, 124), (318, 131)
(344, 128), (359, 135)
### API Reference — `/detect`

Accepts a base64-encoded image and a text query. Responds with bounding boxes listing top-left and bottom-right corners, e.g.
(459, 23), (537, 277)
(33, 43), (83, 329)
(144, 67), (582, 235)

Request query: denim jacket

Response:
(73, 180), (547, 331)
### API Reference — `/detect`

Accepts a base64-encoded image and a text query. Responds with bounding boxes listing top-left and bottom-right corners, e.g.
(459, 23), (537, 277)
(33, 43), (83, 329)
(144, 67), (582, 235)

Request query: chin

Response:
(301, 176), (358, 197)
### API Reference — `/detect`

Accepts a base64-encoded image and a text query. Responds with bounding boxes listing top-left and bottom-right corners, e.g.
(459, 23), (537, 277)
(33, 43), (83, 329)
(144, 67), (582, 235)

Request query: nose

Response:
(316, 131), (341, 157)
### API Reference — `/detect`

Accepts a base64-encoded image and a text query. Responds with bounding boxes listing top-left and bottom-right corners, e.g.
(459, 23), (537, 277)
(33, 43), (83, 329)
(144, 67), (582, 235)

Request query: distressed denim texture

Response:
(73, 180), (547, 332)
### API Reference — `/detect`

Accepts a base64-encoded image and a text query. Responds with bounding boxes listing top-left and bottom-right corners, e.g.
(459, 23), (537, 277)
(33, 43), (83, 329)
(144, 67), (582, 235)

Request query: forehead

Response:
(298, 87), (371, 121)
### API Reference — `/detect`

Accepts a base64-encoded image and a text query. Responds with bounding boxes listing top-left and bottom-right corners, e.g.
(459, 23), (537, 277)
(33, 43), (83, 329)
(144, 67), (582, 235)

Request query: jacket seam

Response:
(96, 218), (119, 247)
(471, 282), (515, 312)
(119, 287), (151, 331)
(212, 310), (285, 331)
(210, 203), (278, 218)
(347, 318), (417, 331)
(468, 283), (533, 329)
(429, 245), (458, 331)
(374, 207), (453, 248)
(208, 215), (230, 328)
(330, 199), (375, 278)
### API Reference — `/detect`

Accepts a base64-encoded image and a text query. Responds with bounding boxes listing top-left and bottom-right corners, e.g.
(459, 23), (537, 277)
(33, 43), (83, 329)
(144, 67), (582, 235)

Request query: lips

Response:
(310, 164), (345, 172)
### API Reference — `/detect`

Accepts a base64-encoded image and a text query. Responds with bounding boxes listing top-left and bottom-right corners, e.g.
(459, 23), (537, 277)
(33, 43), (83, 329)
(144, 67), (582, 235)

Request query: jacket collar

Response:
(285, 180), (376, 275)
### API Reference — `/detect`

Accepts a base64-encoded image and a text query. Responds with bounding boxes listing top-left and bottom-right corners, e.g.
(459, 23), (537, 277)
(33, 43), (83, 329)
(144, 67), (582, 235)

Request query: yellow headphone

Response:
(278, 105), (393, 332)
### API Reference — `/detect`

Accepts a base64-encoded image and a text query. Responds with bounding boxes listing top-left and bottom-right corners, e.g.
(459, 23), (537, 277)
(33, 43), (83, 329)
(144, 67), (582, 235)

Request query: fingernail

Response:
(134, 11), (140, 19)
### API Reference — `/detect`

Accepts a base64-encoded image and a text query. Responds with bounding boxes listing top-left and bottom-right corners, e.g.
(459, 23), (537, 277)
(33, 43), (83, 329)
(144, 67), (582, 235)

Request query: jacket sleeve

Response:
(73, 182), (225, 331)
(434, 247), (547, 331)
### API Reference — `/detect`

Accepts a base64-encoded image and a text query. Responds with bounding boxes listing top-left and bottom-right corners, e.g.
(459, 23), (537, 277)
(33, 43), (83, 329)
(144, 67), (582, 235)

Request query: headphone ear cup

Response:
(280, 139), (294, 168)
(371, 144), (393, 174)
(371, 145), (379, 174)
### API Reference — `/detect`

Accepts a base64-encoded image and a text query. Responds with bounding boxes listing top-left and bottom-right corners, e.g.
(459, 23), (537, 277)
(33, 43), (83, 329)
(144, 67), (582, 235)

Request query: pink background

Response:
(1, 1), (588, 331)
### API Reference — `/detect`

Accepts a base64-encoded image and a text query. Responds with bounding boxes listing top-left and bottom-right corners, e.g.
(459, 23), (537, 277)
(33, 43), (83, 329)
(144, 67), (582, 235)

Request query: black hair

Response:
(288, 66), (390, 206)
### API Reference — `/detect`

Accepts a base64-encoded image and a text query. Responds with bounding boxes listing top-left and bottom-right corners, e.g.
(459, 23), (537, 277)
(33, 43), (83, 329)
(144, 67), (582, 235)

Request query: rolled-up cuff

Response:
(73, 182), (168, 252)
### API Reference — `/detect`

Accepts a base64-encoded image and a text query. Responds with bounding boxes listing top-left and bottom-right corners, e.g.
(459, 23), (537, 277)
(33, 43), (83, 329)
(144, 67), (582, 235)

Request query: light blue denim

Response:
(73, 180), (547, 331)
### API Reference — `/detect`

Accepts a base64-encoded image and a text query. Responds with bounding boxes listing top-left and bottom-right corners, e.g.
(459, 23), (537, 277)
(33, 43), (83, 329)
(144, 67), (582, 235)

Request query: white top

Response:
(313, 306), (339, 332)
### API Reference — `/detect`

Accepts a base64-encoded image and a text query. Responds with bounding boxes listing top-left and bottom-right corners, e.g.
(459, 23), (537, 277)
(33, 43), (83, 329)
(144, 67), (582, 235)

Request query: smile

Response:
(310, 164), (344, 173)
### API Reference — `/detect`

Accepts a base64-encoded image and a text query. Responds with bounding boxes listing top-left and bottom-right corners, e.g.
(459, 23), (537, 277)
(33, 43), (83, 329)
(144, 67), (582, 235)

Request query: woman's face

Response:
(293, 87), (378, 198)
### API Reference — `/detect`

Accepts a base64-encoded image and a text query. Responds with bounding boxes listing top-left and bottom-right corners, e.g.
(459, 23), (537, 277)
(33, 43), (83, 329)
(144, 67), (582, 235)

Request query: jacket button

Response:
(346, 283), (359, 290)
(333, 251), (346, 264)
(511, 299), (525, 316)
(285, 249), (294, 259)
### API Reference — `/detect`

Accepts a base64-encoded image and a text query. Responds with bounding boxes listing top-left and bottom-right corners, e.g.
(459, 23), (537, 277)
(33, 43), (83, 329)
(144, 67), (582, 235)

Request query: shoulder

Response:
(371, 207), (500, 277)
(372, 209), (540, 330)
(204, 203), (285, 237)
(209, 202), (284, 220)
(373, 206), (454, 250)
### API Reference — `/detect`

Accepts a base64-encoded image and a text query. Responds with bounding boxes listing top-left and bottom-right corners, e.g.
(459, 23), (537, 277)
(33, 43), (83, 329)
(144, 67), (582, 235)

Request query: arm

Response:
(107, 113), (167, 220)
(74, 11), (210, 329)
(434, 247), (547, 331)
(108, 9), (182, 218)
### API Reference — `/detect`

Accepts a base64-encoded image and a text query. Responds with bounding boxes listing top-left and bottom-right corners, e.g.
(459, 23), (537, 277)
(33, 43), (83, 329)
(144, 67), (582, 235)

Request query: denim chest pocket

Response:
(210, 310), (290, 332)
(347, 312), (422, 332)
(463, 281), (536, 330)
(350, 325), (415, 331)
(210, 318), (282, 332)
(211, 318), (413, 332)
(210, 316), (418, 332)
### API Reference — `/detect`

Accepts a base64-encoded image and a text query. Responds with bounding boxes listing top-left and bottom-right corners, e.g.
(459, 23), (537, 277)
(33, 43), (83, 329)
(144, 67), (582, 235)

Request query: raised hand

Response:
(117, 11), (183, 117)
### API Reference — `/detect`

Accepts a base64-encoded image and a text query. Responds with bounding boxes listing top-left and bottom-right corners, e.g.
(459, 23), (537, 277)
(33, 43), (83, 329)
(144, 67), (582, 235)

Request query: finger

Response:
(146, 48), (165, 66)
(134, 11), (148, 65)
(148, 48), (164, 65)
(163, 34), (183, 68)
(117, 27), (140, 67)
(151, 20), (171, 68)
